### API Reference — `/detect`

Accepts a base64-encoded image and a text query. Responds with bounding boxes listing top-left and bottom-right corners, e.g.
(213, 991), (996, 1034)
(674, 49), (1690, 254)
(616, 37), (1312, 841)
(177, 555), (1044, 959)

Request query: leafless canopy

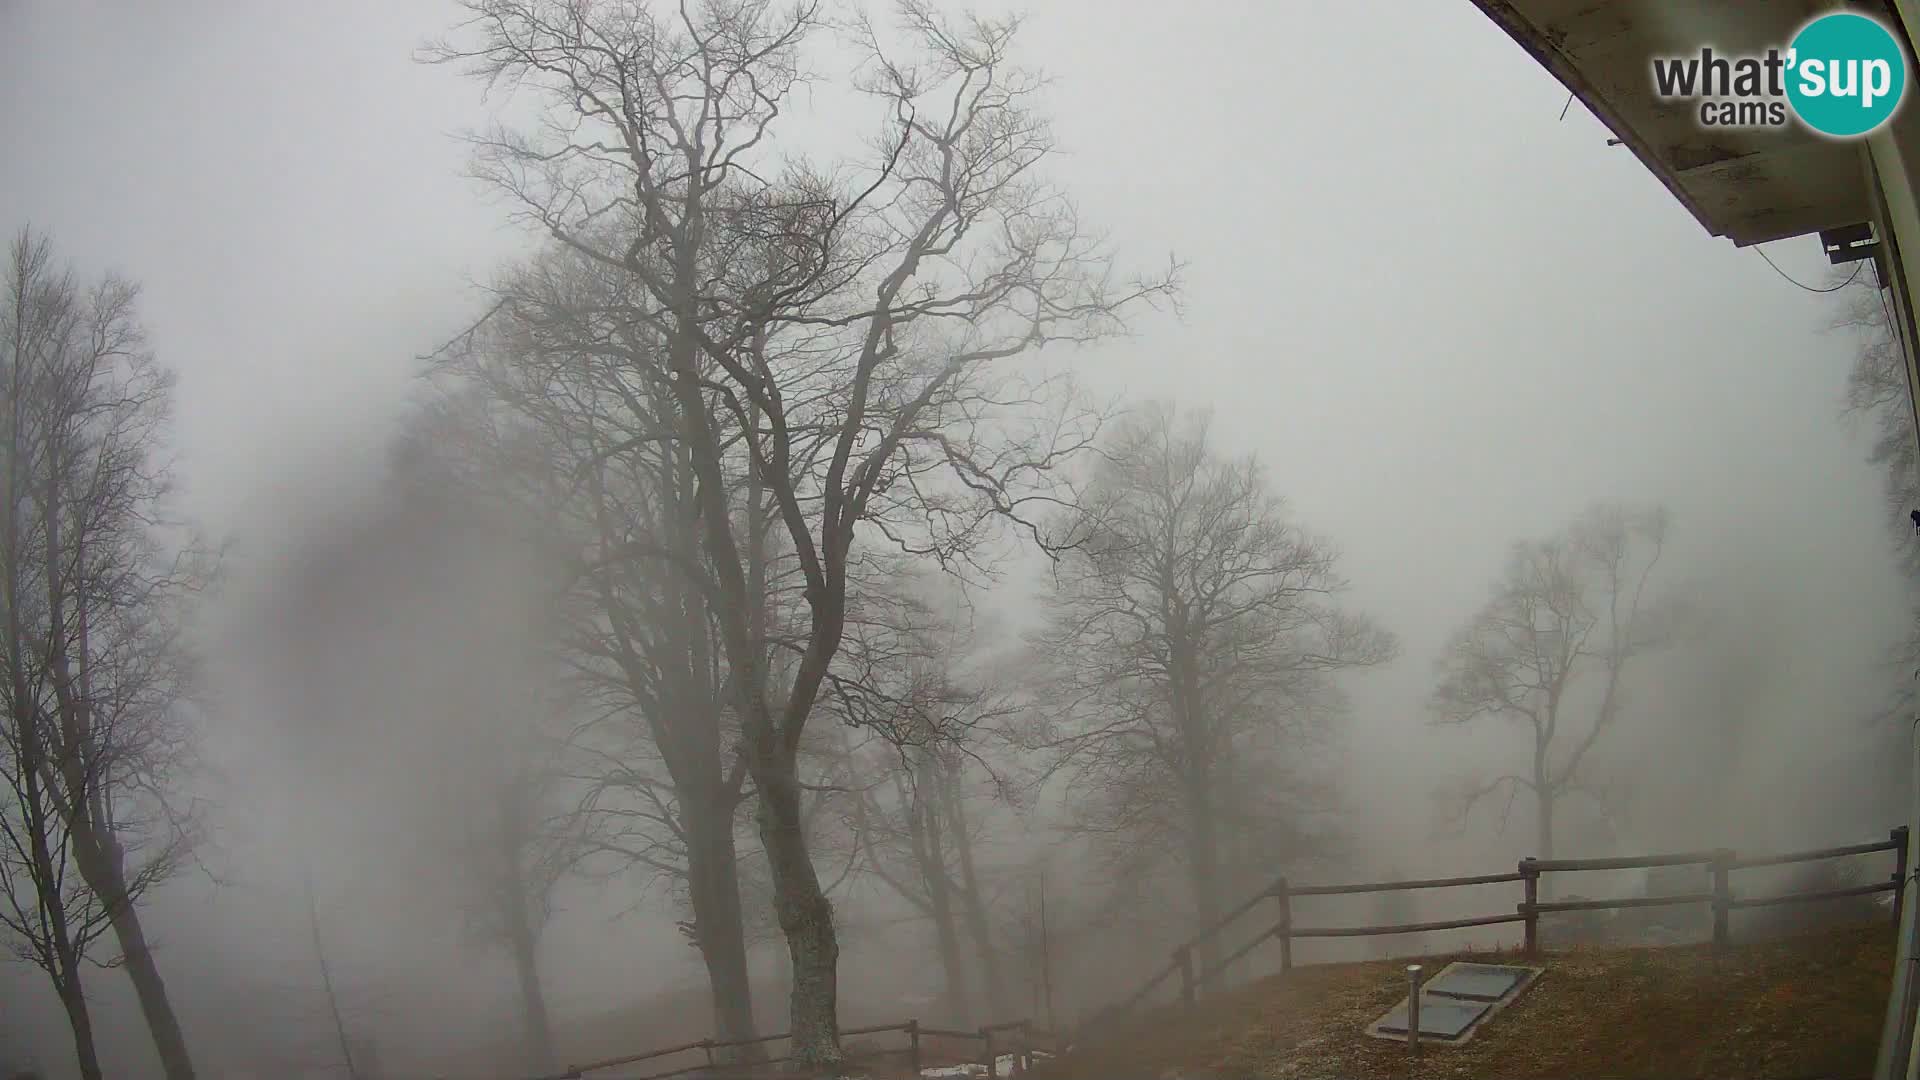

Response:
(0, 226), (207, 1080)
(1028, 402), (1395, 953)
(424, 0), (1178, 1064)
(1431, 501), (1676, 859)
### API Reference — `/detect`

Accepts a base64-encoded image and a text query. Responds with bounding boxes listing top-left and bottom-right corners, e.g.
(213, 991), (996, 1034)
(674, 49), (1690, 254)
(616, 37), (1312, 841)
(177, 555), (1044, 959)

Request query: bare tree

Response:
(422, 284), (776, 1054)
(1367, 867), (1422, 958)
(815, 566), (1033, 1020)
(1431, 501), (1676, 864)
(1838, 270), (1920, 736)
(1029, 402), (1395, 973)
(1841, 271), (1917, 571)
(448, 733), (570, 1074)
(853, 745), (979, 1025)
(1827, 270), (1920, 831)
(837, 613), (1017, 1026)
(0, 641), (114, 1080)
(425, 0), (1177, 1064)
(385, 409), (578, 1074)
(0, 227), (204, 1080)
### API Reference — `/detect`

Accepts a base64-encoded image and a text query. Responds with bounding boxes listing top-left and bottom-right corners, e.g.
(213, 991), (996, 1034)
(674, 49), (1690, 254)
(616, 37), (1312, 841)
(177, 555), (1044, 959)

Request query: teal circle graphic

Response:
(1786, 12), (1907, 137)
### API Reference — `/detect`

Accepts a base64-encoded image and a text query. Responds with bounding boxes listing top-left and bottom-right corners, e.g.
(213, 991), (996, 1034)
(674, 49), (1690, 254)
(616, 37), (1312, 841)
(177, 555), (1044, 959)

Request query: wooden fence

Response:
(528, 827), (1909, 1078)
(1085, 826), (1911, 1035)
(533, 1017), (1060, 1080)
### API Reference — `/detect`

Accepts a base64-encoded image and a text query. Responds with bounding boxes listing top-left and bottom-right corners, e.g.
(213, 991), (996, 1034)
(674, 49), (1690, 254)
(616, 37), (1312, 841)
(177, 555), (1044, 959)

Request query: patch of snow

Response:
(918, 1050), (1054, 1078)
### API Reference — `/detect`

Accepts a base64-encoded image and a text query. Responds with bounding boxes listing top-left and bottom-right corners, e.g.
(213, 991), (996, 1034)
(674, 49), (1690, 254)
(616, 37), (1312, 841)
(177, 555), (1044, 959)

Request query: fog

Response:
(1, 1), (1912, 1077)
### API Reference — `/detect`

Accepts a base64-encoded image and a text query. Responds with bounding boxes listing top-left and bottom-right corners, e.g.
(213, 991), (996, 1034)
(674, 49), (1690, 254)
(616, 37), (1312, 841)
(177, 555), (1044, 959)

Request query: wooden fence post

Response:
(1519, 858), (1539, 956)
(983, 1027), (997, 1080)
(1274, 879), (1294, 973)
(1176, 944), (1196, 1009)
(1711, 849), (1732, 950)
(907, 1020), (921, 1076)
(1894, 826), (1911, 933)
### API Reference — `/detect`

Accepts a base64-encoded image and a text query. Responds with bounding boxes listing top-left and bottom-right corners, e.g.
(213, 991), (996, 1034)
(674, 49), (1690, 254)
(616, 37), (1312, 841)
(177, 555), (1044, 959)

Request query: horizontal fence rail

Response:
(1289, 870), (1527, 897)
(1729, 879), (1899, 910)
(1525, 850), (1721, 872)
(1086, 825), (1912, 1039)
(534, 1016), (1062, 1080)
(1288, 912), (1530, 939)
(1729, 838), (1904, 870)
(1523, 891), (1716, 914)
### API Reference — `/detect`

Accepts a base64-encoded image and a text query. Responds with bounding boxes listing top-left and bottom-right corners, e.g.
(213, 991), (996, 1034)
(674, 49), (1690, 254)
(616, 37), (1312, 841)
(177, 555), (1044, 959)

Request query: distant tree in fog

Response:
(1839, 271), (1920, 717)
(1831, 269), (1920, 829)
(833, 583), (1018, 1026)
(1368, 868), (1421, 959)
(446, 730), (568, 1074)
(1431, 501), (1678, 864)
(423, 272), (775, 1055)
(1840, 272), (1918, 575)
(1028, 402), (1396, 974)
(385, 416), (577, 1075)
(425, 0), (1177, 1065)
(0, 227), (207, 1080)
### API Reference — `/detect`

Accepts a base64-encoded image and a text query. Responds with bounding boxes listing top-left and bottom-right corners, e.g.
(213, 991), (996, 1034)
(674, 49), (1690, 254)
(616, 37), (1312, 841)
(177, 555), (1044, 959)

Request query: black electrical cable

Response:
(1754, 244), (1865, 292)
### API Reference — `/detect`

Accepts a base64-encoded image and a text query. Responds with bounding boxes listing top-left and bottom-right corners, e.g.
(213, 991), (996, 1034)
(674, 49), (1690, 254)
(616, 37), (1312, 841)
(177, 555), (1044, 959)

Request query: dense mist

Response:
(2, 2), (1916, 1078)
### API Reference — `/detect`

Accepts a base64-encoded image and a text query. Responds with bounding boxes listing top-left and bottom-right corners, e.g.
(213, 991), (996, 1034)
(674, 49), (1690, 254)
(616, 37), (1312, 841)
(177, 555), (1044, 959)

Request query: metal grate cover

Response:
(1423, 962), (1527, 1002)
(1373, 996), (1490, 1040)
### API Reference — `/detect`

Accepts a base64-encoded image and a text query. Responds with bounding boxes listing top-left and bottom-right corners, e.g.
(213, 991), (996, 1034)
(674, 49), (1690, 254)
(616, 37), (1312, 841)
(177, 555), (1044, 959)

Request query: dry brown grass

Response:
(1034, 921), (1895, 1080)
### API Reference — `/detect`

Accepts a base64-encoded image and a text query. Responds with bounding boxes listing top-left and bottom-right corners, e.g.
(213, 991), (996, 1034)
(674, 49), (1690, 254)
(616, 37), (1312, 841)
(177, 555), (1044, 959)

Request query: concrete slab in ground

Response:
(1366, 962), (1544, 1047)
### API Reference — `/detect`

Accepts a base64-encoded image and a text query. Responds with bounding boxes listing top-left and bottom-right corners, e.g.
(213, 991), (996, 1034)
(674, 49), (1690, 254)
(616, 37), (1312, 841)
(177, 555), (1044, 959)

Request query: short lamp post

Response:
(1406, 964), (1425, 1061)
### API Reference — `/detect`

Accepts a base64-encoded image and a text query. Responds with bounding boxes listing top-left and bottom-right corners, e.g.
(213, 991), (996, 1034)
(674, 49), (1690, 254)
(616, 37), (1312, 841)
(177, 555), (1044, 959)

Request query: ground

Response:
(1030, 921), (1895, 1080)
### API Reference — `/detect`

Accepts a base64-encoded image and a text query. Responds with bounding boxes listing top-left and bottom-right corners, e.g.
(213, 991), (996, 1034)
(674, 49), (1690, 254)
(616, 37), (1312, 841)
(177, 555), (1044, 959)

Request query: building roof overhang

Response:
(1467, 0), (1886, 246)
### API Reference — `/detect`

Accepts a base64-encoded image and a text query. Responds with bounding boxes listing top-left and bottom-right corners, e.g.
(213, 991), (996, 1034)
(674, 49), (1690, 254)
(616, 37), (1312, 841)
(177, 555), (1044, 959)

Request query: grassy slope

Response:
(1037, 922), (1895, 1080)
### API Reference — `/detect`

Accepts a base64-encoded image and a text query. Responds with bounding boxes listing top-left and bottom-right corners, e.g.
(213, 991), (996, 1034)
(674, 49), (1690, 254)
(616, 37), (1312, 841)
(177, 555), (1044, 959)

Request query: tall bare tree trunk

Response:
(1170, 623), (1223, 978)
(693, 393), (766, 1063)
(662, 275), (842, 1068)
(915, 770), (972, 1025)
(47, 482), (196, 1079)
(77, 597), (190, 1074)
(490, 776), (556, 1075)
(1534, 743), (1554, 869)
(0, 432), (96, 1080)
(32, 787), (102, 1080)
(12, 656), (97, 1080)
(94, 848), (196, 1080)
(752, 755), (841, 1068)
(941, 767), (1004, 1011)
(1184, 776), (1225, 981)
(55, 955), (104, 1080)
(685, 800), (760, 1059)
(506, 911), (555, 1073)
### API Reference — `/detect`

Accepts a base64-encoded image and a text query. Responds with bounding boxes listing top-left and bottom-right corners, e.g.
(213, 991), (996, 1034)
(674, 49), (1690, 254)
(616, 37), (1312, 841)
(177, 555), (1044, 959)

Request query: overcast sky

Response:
(1, 1), (1910, 1075)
